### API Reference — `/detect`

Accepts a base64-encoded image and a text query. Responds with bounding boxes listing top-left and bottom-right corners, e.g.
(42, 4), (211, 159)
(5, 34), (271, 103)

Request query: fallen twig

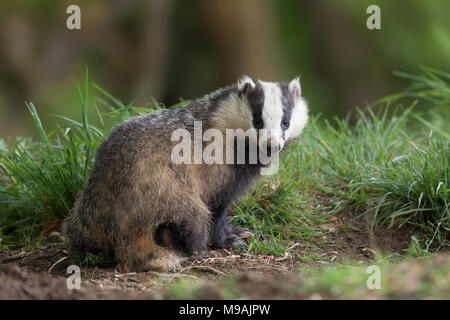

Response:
(200, 255), (240, 265)
(170, 263), (226, 280)
(275, 242), (300, 261)
(189, 265), (226, 275)
(275, 252), (289, 261)
(1, 251), (28, 263)
(285, 242), (300, 252)
(114, 272), (137, 278)
(48, 256), (68, 275)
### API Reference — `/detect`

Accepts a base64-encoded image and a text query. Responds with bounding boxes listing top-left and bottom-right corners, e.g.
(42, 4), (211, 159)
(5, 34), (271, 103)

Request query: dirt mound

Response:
(0, 264), (151, 299)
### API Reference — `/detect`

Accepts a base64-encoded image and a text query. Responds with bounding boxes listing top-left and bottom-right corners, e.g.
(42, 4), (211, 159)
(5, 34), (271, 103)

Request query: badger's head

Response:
(234, 75), (309, 156)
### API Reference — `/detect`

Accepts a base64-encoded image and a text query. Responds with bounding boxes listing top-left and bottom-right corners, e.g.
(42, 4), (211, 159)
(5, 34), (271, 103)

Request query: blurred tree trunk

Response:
(134, 0), (173, 106)
(0, 14), (36, 138)
(305, 0), (392, 115)
(199, 0), (282, 82)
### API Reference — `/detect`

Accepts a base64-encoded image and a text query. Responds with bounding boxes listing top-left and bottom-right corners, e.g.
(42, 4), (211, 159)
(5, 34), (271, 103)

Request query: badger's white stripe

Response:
(284, 96), (308, 141)
(259, 81), (284, 148)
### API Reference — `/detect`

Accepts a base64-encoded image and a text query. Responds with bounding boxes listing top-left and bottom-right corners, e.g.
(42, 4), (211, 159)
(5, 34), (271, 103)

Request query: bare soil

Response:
(0, 209), (417, 299)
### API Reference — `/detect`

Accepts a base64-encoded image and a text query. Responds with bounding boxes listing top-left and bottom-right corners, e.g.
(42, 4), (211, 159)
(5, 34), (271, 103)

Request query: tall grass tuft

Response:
(293, 67), (450, 249)
(0, 73), (146, 243)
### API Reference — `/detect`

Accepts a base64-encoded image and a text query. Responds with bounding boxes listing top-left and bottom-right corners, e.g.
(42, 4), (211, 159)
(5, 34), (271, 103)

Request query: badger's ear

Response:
(289, 77), (301, 98)
(237, 75), (256, 94)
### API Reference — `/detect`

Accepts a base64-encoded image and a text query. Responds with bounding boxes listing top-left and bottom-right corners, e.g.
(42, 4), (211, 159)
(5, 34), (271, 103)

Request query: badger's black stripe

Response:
(279, 82), (295, 138)
(247, 79), (265, 129)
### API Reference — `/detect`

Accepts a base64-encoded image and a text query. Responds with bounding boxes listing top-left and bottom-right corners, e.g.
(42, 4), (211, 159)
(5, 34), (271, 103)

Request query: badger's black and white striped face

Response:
(237, 76), (309, 154)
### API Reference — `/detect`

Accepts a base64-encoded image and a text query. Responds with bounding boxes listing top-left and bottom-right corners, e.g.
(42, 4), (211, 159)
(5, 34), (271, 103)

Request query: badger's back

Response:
(63, 107), (196, 252)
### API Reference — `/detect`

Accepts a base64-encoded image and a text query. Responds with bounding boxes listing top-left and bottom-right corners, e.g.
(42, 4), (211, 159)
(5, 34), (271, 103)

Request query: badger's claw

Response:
(223, 227), (251, 249)
(232, 239), (246, 247)
(237, 230), (253, 239)
(229, 226), (253, 239)
(210, 224), (253, 249)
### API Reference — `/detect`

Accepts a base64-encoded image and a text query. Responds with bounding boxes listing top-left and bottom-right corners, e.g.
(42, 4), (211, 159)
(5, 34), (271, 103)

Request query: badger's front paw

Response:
(223, 234), (245, 249)
(210, 223), (253, 249)
(217, 226), (253, 249)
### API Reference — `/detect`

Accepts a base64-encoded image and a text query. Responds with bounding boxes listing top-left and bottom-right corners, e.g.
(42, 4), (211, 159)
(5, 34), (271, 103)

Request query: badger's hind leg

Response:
(120, 165), (212, 270)
(115, 232), (185, 272)
(115, 204), (211, 272)
(156, 192), (212, 257)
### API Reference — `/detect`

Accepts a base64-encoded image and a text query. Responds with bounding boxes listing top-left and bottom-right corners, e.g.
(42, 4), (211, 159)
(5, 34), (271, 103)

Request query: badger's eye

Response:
(282, 119), (290, 128)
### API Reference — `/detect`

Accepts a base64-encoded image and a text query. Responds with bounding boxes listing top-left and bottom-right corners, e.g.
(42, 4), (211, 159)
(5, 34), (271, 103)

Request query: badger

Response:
(63, 76), (309, 271)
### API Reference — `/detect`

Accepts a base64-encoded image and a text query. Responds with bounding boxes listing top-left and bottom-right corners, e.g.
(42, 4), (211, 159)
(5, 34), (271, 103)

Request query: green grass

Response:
(295, 68), (449, 250)
(294, 107), (449, 250)
(0, 72), (147, 245)
(230, 178), (329, 256)
(0, 67), (449, 256)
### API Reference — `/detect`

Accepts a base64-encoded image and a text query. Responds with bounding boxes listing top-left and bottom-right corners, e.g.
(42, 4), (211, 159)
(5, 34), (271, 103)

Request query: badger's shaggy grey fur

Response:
(63, 76), (308, 271)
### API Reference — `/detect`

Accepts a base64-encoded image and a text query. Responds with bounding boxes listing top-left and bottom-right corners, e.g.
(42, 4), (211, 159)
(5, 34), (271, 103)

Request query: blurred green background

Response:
(0, 0), (449, 139)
